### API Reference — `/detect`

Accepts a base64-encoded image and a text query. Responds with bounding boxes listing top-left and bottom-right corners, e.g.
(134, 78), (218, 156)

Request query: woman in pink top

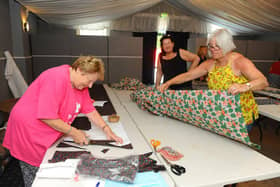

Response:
(3, 56), (123, 187)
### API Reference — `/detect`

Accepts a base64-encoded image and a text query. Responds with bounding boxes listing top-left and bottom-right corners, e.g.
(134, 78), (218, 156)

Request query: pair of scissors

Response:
(160, 151), (186, 176)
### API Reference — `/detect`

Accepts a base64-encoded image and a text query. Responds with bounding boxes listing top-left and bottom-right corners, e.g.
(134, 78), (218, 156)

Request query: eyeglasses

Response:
(208, 44), (221, 51)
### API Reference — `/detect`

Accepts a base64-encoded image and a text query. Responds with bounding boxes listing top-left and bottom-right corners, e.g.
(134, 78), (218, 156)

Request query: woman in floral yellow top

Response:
(159, 28), (268, 131)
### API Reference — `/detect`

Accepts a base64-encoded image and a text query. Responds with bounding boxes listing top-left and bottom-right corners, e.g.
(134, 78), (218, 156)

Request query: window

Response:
(76, 22), (110, 36)
(77, 28), (108, 36)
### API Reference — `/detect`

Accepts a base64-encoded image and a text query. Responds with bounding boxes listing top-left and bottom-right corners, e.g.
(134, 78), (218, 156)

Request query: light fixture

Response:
(23, 21), (29, 32)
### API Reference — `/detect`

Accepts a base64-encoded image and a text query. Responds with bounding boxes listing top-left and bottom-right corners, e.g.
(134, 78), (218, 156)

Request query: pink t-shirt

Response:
(3, 65), (95, 167)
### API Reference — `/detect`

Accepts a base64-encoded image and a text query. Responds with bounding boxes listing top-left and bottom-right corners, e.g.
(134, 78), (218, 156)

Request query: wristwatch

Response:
(245, 82), (252, 90)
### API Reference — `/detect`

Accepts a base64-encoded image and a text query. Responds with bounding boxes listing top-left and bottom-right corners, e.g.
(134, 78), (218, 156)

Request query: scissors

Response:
(160, 154), (186, 176)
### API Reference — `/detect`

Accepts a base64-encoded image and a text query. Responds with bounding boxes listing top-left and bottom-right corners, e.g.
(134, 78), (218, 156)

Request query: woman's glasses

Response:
(208, 44), (221, 51)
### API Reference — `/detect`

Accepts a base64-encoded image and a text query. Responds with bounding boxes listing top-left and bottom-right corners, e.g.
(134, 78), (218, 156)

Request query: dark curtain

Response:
(133, 32), (157, 85)
(166, 31), (190, 51)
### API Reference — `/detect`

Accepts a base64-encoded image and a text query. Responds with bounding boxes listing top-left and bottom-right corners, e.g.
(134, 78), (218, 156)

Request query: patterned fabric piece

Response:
(157, 146), (183, 161)
(111, 77), (146, 91)
(138, 152), (165, 173)
(130, 87), (260, 149)
(48, 151), (91, 163)
(207, 58), (258, 124)
(76, 154), (138, 183)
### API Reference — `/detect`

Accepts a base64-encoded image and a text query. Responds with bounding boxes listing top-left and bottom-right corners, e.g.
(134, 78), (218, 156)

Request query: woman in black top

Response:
(155, 34), (200, 90)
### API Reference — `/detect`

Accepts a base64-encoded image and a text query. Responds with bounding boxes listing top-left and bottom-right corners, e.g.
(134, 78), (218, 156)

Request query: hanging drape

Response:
(17, 0), (280, 34)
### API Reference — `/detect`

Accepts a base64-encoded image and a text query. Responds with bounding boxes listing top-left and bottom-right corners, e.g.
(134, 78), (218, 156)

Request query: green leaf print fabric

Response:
(113, 78), (260, 149)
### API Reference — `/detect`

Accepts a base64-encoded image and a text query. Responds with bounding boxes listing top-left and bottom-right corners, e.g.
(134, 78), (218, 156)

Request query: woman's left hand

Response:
(228, 83), (249, 95)
(104, 126), (123, 144)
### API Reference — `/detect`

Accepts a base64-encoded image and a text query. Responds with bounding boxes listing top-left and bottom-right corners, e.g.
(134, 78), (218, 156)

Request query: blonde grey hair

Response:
(207, 28), (236, 58)
(71, 56), (104, 80)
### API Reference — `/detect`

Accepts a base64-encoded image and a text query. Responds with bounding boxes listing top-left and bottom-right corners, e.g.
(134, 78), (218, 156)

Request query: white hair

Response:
(207, 28), (236, 57)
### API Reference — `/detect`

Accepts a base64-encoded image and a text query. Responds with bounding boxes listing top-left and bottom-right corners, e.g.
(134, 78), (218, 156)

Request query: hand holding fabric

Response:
(158, 82), (170, 92)
(228, 83), (249, 95)
(69, 128), (89, 146)
(104, 126), (123, 144)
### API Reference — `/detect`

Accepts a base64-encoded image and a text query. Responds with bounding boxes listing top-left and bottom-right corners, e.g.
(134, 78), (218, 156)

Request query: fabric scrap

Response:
(48, 151), (91, 163)
(76, 154), (139, 183)
(157, 146), (183, 161)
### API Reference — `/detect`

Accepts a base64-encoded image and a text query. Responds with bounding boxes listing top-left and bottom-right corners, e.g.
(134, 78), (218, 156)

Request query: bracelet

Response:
(245, 82), (252, 91)
(65, 126), (72, 134)
(102, 125), (109, 131)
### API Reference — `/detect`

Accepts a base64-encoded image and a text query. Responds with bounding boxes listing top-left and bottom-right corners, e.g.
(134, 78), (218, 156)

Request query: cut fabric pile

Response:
(48, 151), (165, 183)
(113, 77), (260, 149)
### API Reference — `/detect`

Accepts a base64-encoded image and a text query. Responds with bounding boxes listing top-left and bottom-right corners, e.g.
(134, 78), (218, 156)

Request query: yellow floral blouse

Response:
(207, 57), (258, 125)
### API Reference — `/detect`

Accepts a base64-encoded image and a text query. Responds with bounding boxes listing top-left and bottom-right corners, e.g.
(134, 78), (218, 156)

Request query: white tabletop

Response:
(110, 86), (280, 187)
(254, 87), (280, 99)
(258, 104), (280, 122)
(32, 85), (175, 187)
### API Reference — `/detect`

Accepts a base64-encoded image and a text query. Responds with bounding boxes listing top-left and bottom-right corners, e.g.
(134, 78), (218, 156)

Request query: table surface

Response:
(109, 86), (280, 187)
(258, 104), (280, 122)
(254, 87), (280, 99)
(32, 85), (174, 187)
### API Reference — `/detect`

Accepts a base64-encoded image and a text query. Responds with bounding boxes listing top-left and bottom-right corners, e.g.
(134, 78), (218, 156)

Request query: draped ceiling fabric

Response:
(166, 0), (280, 33)
(17, 0), (280, 34)
(16, 0), (162, 26)
(111, 1), (209, 33)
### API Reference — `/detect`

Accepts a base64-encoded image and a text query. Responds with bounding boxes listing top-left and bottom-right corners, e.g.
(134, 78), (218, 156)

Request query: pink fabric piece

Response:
(157, 146), (183, 161)
(3, 65), (95, 167)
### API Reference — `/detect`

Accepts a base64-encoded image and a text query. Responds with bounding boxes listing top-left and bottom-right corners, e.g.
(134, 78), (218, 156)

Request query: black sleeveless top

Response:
(160, 51), (192, 90)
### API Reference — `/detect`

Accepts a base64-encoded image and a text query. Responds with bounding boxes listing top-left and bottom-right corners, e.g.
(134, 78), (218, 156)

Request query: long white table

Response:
(32, 85), (174, 187)
(258, 104), (280, 122)
(254, 87), (280, 99)
(109, 86), (280, 187)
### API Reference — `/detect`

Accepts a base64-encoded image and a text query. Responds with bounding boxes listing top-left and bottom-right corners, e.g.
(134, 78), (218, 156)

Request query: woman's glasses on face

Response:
(208, 44), (221, 51)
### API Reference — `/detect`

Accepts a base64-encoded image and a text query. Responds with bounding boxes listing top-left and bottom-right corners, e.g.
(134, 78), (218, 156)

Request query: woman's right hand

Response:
(69, 128), (89, 146)
(158, 82), (170, 92)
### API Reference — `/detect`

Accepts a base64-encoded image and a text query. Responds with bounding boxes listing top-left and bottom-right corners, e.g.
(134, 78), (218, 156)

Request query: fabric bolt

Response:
(207, 58), (258, 125)
(76, 154), (139, 183)
(133, 87), (260, 148)
(112, 77), (259, 149)
(130, 86), (260, 149)
(3, 65), (96, 167)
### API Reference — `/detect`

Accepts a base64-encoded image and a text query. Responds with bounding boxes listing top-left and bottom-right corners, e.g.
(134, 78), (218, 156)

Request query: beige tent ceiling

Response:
(17, 0), (280, 34)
